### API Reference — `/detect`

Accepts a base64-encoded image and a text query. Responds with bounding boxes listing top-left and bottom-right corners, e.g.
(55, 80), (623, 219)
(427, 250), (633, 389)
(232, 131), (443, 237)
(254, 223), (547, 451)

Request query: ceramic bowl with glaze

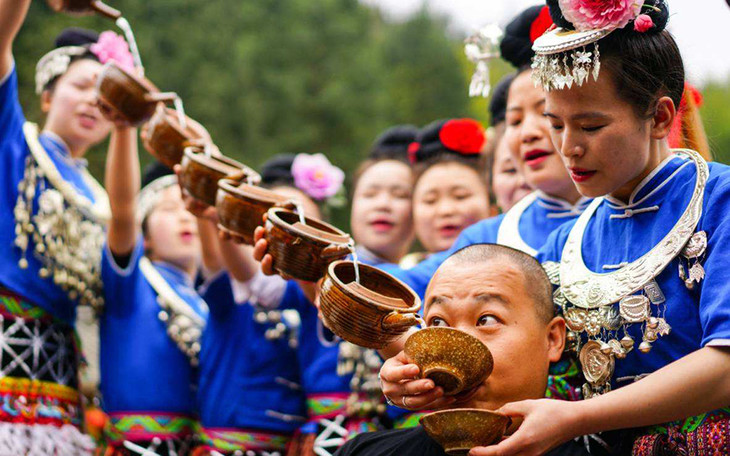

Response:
(263, 208), (352, 282)
(143, 105), (209, 169)
(404, 327), (493, 396)
(420, 409), (510, 455)
(215, 180), (296, 245)
(96, 62), (178, 127)
(179, 147), (259, 206)
(320, 260), (422, 349)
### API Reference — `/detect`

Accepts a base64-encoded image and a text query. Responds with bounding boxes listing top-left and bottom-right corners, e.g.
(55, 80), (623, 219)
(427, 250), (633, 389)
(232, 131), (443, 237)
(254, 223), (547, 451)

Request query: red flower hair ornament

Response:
(438, 119), (486, 155)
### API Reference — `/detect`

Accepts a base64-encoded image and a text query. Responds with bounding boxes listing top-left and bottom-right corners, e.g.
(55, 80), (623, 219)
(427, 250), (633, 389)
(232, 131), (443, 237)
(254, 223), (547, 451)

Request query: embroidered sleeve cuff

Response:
(705, 339), (730, 348)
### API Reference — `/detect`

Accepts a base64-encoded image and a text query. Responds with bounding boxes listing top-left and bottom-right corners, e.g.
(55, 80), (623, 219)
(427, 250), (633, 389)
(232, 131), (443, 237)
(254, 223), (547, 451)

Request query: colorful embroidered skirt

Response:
(286, 392), (385, 456)
(0, 287), (94, 454)
(192, 427), (291, 455)
(99, 412), (197, 455)
(632, 407), (730, 456)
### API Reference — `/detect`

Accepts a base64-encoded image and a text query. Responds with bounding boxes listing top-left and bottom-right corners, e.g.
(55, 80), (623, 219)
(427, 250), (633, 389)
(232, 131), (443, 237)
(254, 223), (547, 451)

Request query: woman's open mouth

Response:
(523, 149), (552, 169)
(569, 167), (597, 183)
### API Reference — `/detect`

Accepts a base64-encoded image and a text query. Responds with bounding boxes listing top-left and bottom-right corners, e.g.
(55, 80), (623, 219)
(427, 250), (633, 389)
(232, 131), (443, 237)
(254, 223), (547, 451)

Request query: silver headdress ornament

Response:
(531, 27), (612, 91)
(137, 174), (179, 224)
(35, 46), (88, 94)
(464, 24), (503, 98)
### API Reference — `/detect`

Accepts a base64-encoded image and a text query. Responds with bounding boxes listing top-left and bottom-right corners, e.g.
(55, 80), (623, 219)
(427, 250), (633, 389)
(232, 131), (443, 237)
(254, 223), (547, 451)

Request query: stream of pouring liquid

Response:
(116, 17), (144, 74)
(349, 244), (361, 284)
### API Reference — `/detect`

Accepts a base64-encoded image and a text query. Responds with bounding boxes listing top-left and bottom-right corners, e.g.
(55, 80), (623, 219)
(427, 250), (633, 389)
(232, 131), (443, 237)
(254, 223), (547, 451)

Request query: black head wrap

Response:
(488, 74), (516, 125)
(500, 5), (552, 69)
(260, 154), (296, 187)
(141, 161), (174, 189)
(409, 119), (485, 165)
(369, 125), (418, 161)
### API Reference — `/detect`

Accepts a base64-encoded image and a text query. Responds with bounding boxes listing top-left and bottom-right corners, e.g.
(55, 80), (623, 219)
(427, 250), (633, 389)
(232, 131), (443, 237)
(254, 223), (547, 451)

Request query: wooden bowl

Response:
(404, 327), (493, 396)
(264, 208), (352, 282)
(215, 180), (295, 245)
(179, 147), (259, 206)
(142, 106), (209, 169)
(46, 0), (121, 19)
(96, 62), (177, 127)
(420, 409), (510, 455)
(320, 260), (422, 349)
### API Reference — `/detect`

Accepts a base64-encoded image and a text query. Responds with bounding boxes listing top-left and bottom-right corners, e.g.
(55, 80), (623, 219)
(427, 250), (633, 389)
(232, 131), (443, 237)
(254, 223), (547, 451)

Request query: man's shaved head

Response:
(439, 243), (554, 322)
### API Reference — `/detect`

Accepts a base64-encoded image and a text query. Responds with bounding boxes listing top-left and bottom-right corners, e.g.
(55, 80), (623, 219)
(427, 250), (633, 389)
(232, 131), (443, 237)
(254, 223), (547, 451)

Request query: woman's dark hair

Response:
(259, 154), (296, 188)
(489, 74), (516, 126)
(500, 5), (554, 73)
(369, 125), (418, 162)
(44, 28), (100, 93)
(548, 0), (682, 116)
(597, 30), (684, 117)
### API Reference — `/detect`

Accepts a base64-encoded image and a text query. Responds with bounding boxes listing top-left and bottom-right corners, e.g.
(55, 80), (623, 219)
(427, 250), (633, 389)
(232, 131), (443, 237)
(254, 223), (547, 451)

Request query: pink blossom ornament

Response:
(90, 31), (135, 73)
(559, 0), (645, 31)
(291, 153), (345, 200)
(633, 14), (655, 32)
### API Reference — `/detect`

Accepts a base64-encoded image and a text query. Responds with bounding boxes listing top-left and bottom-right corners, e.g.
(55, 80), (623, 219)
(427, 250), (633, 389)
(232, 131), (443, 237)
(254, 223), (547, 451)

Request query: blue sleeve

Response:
(279, 281), (313, 313)
(696, 169), (730, 347)
(535, 222), (572, 265)
(101, 236), (145, 318)
(379, 218), (496, 298)
(0, 65), (25, 148)
(198, 271), (236, 319)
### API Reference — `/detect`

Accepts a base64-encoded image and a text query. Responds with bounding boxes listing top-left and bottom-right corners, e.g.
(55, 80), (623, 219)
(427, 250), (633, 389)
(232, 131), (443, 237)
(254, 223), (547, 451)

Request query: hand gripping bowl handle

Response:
(382, 311), (421, 333)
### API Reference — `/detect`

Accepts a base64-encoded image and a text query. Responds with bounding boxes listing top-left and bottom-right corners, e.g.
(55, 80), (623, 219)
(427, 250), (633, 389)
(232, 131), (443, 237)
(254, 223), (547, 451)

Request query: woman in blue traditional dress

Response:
(0, 1), (136, 452)
(469, 1), (730, 455)
(376, 5), (588, 301)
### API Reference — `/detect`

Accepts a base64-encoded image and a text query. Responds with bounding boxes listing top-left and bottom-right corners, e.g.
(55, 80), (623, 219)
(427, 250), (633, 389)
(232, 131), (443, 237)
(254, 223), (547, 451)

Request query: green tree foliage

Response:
(701, 79), (730, 163)
(13, 0), (476, 182)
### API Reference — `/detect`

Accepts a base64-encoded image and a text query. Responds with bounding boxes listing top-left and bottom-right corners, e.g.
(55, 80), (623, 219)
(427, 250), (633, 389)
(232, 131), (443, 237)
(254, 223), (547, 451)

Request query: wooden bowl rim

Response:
(405, 327), (493, 378)
(182, 147), (259, 181)
(326, 260), (421, 313)
(218, 179), (290, 206)
(99, 61), (159, 98)
(267, 207), (351, 246)
(149, 105), (208, 141)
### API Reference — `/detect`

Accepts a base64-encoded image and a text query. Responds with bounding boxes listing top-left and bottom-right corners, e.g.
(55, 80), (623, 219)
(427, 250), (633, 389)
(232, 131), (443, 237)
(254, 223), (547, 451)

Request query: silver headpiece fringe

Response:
(137, 174), (179, 224)
(531, 27), (612, 91)
(35, 46), (88, 95)
(464, 24), (503, 98)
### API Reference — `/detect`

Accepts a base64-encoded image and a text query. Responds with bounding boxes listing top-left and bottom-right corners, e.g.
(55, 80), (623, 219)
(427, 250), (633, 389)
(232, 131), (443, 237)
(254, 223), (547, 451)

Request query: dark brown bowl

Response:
(96, 62), (177, 127)
(47, 0), (121, 19)
(215, 180), (295, 245)
(180, 147), (260, 206)
(264, 208), (352, 282)
(420, 409), (510, 455)
(143, 106), (209, 169)
(320, 260), (422, 349)
(405, 327), (493, 396)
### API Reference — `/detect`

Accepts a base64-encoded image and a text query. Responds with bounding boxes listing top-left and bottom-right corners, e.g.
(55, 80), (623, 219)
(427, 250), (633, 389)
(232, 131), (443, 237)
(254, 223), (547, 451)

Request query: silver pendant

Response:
(619, 295), (650, 323)
(682, 231), (707, 259)
(688, 262), (705, 285)
(620, 335), (635, 351)
(565, 308), (587, 332)
(608, 339), (626, 359)
(679, 262), (687, 281)
(579, 340), (615, 387)
(599, 305), (622, 331)
(553, 288), (567, 309)
(644, 280), (666, 305)
(543, 261), (561, 286)
(644, 317), (671, 343)
(638, 340), (653, 353)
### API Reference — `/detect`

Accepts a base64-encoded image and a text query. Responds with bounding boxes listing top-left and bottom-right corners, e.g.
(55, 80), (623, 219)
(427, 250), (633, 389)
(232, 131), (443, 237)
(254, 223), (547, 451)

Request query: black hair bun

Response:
(500, 5), (553, 69)
(370, 125), (418, 161)
(410, 119), (485, 164)
(546, 0), (574, 29)
(54, 27), (99, 48)
(643, 0), (669, 33)
(141, 161), (173, 189)
(489, 73), (516, 125)
(260, 154), (296, 186)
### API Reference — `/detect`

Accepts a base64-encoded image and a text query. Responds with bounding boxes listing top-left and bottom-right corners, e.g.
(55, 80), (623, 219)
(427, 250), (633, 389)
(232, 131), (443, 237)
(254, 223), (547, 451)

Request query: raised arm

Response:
(0, 0), (32, 78)
(105, 127), (140, 256)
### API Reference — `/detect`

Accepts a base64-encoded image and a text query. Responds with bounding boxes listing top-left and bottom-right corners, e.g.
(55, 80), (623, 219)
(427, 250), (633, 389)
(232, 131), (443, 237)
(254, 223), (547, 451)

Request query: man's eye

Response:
(477, 315), (498, 326)
(429, 317), (449, 327)
(550, 124), (564, 131)
(582, 125), (605, 132)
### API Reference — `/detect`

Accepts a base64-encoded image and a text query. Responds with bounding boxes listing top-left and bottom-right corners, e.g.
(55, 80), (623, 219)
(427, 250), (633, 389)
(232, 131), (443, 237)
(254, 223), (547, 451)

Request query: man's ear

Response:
(546, 316), (566, 363)
(651, 96), (676, 141)
(40, 90), (52, 114)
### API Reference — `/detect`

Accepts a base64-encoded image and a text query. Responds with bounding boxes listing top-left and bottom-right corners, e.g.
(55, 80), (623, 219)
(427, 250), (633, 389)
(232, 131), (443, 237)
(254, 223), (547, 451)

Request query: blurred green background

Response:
(12, 0), (730, 226)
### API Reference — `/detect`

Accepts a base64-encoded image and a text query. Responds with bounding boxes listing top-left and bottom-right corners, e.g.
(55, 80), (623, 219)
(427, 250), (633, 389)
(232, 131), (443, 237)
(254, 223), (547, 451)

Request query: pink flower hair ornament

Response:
(90, 31), (136, 73)
(558, 0), (644, 32)
(291, 153), (345, 201)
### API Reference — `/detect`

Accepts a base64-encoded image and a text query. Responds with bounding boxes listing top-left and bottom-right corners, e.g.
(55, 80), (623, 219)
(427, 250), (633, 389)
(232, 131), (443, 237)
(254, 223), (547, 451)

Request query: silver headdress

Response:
(137, 174), (179, 224)
(531, 28), (611, 91)
(464, 24), (503, 98)
(35, 46), (89, 94)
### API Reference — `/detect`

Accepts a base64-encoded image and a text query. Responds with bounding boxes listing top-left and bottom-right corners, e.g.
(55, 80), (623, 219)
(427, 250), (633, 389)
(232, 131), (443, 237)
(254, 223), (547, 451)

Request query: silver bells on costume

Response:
(157, 296), (203, 365)
(14, 155), (105, 311)
(254, 307), (301, 349)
